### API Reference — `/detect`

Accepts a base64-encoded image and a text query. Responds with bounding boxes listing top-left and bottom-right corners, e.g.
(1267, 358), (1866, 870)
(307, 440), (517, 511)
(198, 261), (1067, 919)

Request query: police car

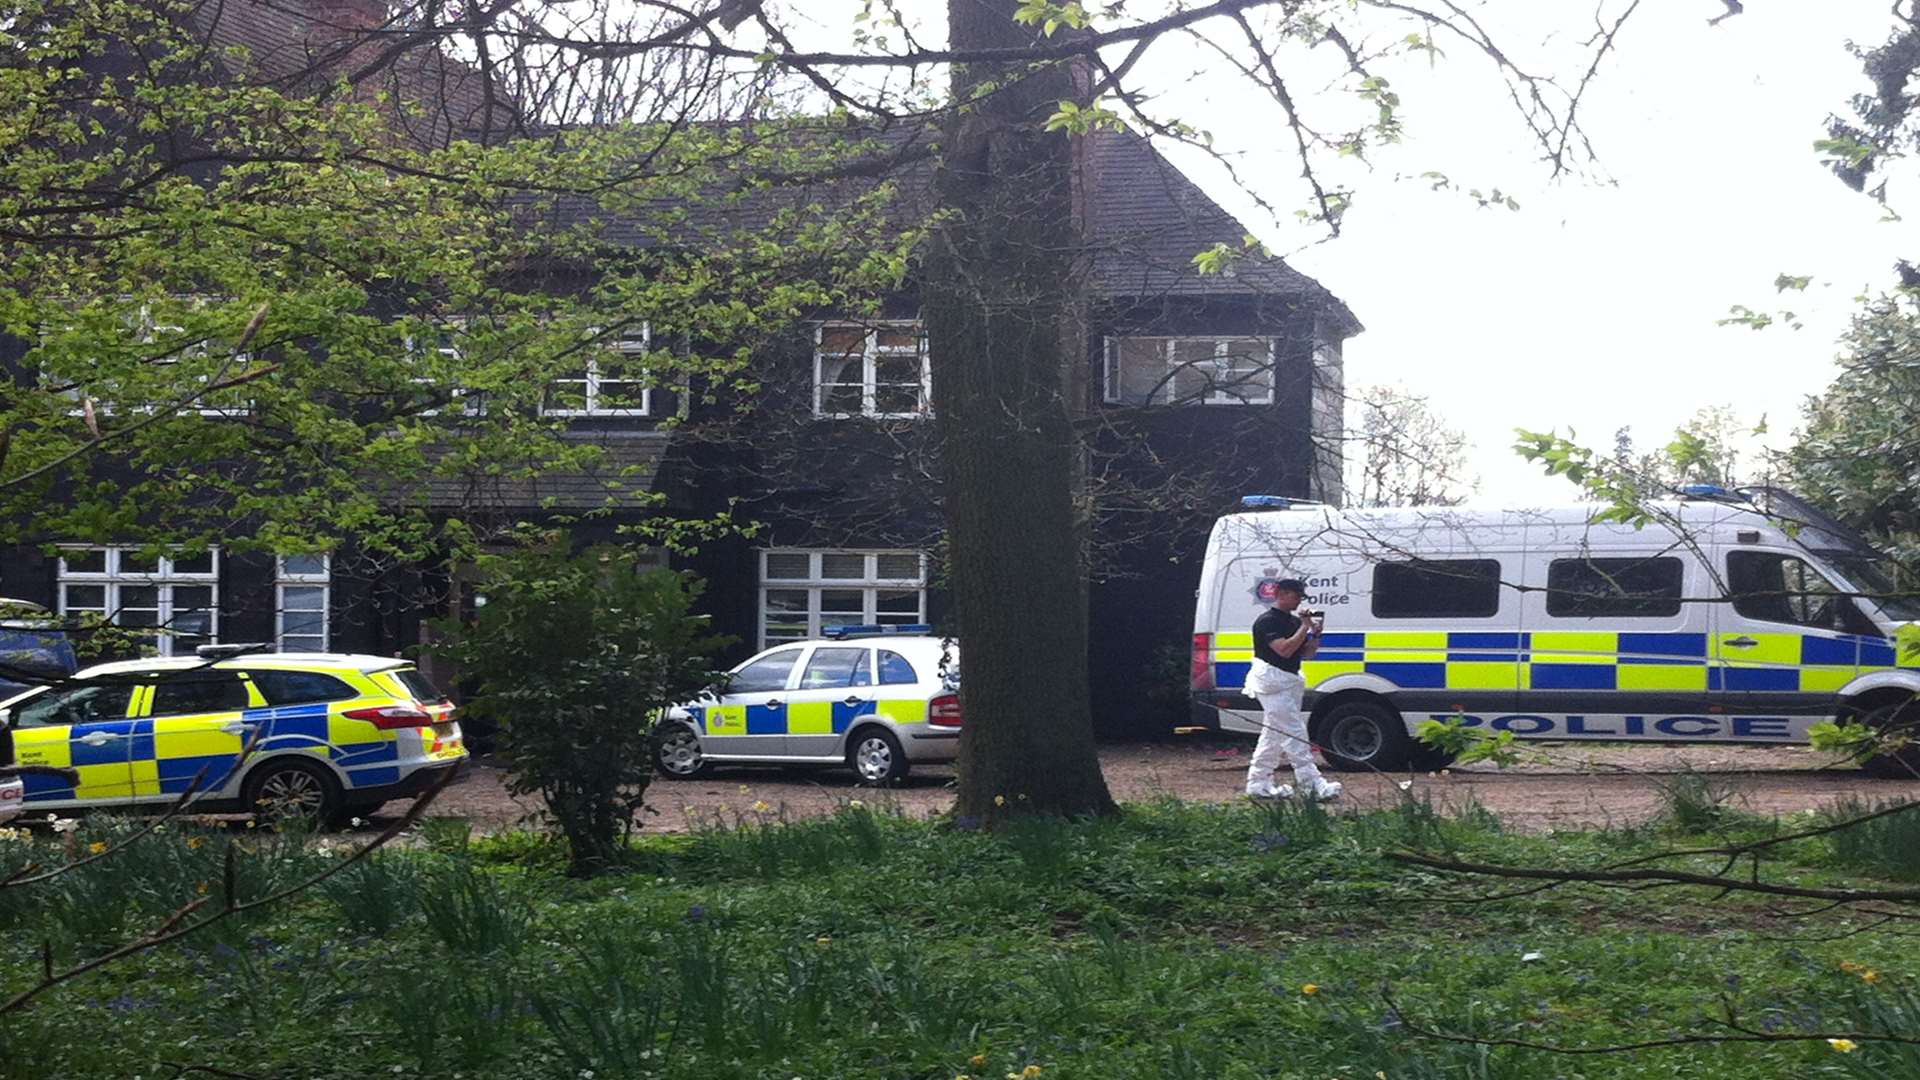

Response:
(0, 645), (467, 823)
(654, 625), (961, 785)
(1192, 486), (1920, 775)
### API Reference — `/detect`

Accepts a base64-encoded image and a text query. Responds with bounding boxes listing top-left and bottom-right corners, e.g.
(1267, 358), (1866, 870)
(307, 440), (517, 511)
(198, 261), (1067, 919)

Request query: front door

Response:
(8, 680), (139, 806)
(703, 647), (803, 757)
(1714, 549), (1868, 736)
(785, 645), (875, 757)
(137, 669), (257, 804)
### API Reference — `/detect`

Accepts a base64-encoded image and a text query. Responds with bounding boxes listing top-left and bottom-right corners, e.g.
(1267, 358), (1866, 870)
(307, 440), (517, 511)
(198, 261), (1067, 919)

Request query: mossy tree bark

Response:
(926, 0), (1118, 821)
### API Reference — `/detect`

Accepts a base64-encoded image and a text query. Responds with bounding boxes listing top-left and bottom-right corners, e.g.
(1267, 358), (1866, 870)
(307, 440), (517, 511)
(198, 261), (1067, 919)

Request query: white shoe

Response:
(1247, 783), (1295, 800)
(1307, 779), (1343, 801)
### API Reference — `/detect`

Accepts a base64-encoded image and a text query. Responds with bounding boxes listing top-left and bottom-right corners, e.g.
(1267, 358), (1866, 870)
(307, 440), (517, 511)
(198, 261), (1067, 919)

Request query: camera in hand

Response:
(1301, 609), (1325, 634)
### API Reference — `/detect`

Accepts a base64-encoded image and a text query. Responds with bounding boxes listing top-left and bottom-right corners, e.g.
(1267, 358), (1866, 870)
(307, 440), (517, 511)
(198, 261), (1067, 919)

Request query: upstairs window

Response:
(815, 322), (930, 419)
(53, 302), (256, 417)
(276, 554), (330, 652)
(1103, 336), (1275, 406)
(404, 322), (486, 418)
(545, 325), (652, 417)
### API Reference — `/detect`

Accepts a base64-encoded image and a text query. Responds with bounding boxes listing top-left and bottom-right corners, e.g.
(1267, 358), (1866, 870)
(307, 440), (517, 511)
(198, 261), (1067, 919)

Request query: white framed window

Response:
(57, 546), (219, 657)
(405, 321), (486, 418)
(814, 321), (930, 419)
(759, 549), (928, 647)
(55, 301), (253, 417)
(544, 325), (652, 417)
(276, 554), (330, 652)
(1102, 336), (1276, 406)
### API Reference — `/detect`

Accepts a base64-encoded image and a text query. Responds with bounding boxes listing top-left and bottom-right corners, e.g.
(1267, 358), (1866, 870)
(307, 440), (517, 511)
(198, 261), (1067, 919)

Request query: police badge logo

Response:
(1250, 567), (1287, 607)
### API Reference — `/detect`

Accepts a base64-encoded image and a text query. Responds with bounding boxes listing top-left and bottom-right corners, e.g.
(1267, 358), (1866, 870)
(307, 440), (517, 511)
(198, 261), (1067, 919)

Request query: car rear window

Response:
(388, 668), (447, 703)
(249, 669), (360, 707)
(878, 650), (918, 686)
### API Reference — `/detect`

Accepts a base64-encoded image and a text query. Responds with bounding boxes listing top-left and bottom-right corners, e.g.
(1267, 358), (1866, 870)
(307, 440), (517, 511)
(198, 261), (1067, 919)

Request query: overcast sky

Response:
(1149, 2), (1914, 503)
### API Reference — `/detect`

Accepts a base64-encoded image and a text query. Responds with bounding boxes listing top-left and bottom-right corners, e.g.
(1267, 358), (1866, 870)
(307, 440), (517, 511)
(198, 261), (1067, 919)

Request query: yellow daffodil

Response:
(87, 841), (106, 855)
(1829, 1038), (1858, 1053)
(1841, 961), (1864, 972)
(186, 836), (204, 850)
(1021, 1067), (1042, 1079)
(1863, 970), (1882, 984)
(752, 800), (771, 813)
(1301, 983), (1320, 995)
(816, 935), (832, 948)
(969, 1055), (986, 1069)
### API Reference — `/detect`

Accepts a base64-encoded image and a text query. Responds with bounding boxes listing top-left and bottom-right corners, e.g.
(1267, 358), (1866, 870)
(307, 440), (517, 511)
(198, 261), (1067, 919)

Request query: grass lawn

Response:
(3, 792), (1916, 1078)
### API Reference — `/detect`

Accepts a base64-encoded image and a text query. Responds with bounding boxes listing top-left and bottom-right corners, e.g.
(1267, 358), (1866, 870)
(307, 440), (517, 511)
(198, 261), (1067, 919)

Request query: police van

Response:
(1190, 486), (1920, 775)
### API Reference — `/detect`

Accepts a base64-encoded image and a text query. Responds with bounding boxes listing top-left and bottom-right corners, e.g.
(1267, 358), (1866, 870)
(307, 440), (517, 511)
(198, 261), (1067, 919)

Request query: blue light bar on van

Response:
(1679, 483), (1732, 499)
(822, 624), (933, 640)
(1241, 495), (1298, 509)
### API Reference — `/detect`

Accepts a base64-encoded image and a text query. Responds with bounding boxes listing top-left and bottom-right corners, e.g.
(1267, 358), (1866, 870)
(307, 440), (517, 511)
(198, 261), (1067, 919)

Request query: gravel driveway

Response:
(398, 739), (1920, 835)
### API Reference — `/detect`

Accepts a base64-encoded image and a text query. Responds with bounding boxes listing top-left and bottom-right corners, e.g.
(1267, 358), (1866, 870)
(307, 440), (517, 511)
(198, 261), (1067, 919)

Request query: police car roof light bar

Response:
(822, 624), (933, 639)
(195, 642), (274, 660)
(1240, 494), (1325, 510)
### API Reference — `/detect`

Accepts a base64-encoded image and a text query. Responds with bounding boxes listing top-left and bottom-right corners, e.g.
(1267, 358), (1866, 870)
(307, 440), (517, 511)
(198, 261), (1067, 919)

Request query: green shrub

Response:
(1823, 797), (1920, 880)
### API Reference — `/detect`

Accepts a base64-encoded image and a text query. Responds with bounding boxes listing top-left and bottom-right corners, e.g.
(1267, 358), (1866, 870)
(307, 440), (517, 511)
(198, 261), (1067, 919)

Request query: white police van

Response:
(1190, 487), (1920, 775)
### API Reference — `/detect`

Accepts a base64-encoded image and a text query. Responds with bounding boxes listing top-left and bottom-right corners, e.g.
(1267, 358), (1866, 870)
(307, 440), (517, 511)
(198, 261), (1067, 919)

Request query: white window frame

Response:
(56, 546), (220, 657)
(56, 301), (253, 418)
(813, 321), (932, 420)
(275, 555), (330, 653)
(1101, 335), (1276, 406)
(404, 319), (488, 418)
(758, 549), (928, 647)
(543, 324), (652, 417)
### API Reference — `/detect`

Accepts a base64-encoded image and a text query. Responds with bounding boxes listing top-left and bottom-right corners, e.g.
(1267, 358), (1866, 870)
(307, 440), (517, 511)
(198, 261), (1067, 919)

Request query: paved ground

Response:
(397, 739), (1920, 835)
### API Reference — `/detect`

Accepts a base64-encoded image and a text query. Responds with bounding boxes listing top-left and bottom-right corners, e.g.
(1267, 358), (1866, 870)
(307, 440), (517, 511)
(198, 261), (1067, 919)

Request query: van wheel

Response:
(1859, 699), (1920, 779)
(848, 727), (909, 786)
(653, 725), (711, 780)
(1315, 699), (1415, 772)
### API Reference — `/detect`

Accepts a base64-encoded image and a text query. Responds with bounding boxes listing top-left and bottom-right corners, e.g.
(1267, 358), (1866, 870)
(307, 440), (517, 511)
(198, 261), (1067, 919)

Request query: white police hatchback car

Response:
(654, 626), (960, 785)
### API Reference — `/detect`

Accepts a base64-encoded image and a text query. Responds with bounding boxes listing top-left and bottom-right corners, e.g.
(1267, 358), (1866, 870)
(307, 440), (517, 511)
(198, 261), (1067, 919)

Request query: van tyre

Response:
(849, 727), (909, 786)
(653, 725), (711, 780)
(1859, 699), (1920, 779)
(245, 758), (342, 828)
(1315, 699), (1416, 772)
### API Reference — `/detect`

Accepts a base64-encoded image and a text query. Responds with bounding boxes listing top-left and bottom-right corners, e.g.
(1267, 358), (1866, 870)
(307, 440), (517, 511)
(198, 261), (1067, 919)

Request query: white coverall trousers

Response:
(1242, 659), (1326, 797)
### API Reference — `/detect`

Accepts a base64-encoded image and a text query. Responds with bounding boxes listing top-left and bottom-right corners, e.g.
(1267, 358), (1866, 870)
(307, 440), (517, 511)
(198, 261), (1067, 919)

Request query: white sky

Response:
(786, 2), (1914, 502)
(1151, 2), (1915, 502)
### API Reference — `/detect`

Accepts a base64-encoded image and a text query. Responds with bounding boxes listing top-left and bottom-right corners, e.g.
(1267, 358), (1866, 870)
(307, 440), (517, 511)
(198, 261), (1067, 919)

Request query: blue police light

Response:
(1678, 483), (1731, 499)
(822, 623), (934, 640)
(1241, 494), (1296, 509)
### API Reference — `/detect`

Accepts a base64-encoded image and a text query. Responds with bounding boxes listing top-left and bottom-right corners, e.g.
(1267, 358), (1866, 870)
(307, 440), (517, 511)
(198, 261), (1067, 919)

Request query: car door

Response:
(1714, 548), (1866, 732)
(702, 646), (803, 757)
(136, 668), (258, 803)
(785, 645), (876, 757)
(6, 679), (139, 805)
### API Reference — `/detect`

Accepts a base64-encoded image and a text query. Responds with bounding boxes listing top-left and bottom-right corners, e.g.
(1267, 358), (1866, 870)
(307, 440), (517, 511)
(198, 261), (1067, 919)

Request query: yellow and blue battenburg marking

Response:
(1214, 630), (1906, 696)
(691, 697), (927, 737)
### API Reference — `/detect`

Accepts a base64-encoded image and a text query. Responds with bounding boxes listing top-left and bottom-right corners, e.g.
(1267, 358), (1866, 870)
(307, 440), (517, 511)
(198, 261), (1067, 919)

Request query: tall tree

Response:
(1346, 384), (1474, 508)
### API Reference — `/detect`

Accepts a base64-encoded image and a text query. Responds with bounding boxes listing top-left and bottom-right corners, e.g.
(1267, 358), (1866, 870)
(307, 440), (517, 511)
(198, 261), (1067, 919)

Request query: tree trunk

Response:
(927, 0), (1117, 820)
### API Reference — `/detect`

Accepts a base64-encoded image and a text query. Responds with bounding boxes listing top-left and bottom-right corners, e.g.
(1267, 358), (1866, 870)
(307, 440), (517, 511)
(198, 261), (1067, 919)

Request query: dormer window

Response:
(1102, 336), (1275, 405)
(544, 325), (652, 417)
(814, 322), (930, 419)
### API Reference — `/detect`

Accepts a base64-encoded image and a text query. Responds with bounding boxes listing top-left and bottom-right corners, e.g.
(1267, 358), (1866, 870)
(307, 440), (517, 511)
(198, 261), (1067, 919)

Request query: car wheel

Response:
(848, 727), (909, 786)
(1859, 699), (1920, 778)
(244, 758), (342, 828)
(653, 725), (711, 780)
(1314, 698), (1414, 772)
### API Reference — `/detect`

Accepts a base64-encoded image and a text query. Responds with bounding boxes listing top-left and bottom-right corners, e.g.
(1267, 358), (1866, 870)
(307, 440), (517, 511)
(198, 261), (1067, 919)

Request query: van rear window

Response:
(1372, 559), (1502, 619)
(389, 668), (447, 703)
(1547, 557), (1683, 617)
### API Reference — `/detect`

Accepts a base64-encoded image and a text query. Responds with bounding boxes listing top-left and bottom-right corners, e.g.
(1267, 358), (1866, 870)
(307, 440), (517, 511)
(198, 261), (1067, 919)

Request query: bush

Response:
(436, 543), (730, 875)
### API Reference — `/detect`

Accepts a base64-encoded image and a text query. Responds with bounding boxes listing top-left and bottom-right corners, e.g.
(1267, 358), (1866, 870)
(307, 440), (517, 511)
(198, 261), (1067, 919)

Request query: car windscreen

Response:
(0, 627), (78, 699)
(1818, 552), (1920, 622)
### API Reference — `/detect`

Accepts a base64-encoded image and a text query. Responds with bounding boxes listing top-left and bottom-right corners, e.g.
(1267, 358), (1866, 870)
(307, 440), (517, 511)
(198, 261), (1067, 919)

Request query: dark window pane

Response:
(249, 669), (358, 706)
(14, 682), (134, 728)
(800, 646), (869, 689)
(878, 650), (918, 686)
(149, 674), (249, 717)
(170, 552), (213, 575)
(280, 554), (326, 577)
(729, 649), (801, 694)
(390, 669), (445, 702)
(1546, 557), (1684, 618)
(61, 550), (106, 574)
(1728, 551), (1843, 630)
(1371, 559), (1502, 619)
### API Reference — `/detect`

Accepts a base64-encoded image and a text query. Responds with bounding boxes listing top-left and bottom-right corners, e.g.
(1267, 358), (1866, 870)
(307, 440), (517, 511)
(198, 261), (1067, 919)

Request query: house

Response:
(0, 0), (1360, 735)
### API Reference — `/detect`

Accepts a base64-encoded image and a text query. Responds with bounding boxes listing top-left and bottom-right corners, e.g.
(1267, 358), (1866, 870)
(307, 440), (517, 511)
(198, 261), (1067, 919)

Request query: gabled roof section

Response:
(1085, 130), (1361, 335)
(186, 0), (514, 148)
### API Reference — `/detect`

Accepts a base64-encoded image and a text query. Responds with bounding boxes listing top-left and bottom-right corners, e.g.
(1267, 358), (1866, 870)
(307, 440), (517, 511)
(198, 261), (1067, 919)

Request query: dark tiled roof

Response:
(419, 433), (668, 512)
(186, 0), (512, 148)
(543, 122), (1357, 333)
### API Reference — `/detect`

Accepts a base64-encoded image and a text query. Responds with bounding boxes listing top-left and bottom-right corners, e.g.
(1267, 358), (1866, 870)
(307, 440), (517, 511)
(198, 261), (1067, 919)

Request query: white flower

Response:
(1396, 780), (1413, 791)
(48, 817), (78, 834)
(1521, 951), (1543, 963)
(848, 799), (865, 809)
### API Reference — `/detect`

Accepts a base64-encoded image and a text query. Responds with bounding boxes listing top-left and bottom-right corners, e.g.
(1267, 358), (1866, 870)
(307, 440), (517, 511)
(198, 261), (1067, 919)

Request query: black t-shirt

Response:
(1252, 607), (1303, 673)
